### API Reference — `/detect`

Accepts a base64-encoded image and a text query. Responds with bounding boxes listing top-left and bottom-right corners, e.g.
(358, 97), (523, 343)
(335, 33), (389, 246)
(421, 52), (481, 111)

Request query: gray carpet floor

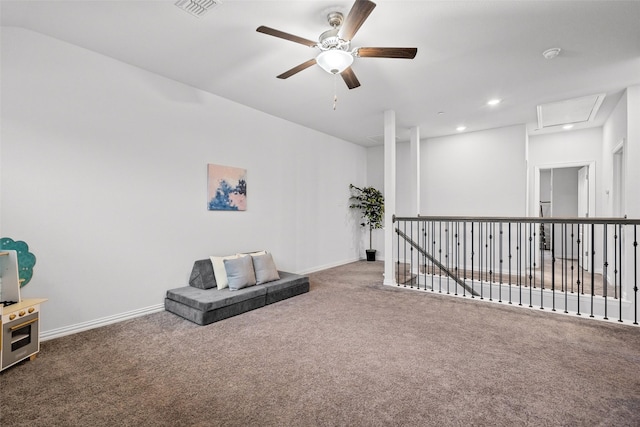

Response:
(1, 261), (639, 426)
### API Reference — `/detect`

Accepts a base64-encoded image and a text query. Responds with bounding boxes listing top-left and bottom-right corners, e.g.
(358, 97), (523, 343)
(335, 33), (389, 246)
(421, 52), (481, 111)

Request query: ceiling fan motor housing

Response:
(319, 28), (350, 51)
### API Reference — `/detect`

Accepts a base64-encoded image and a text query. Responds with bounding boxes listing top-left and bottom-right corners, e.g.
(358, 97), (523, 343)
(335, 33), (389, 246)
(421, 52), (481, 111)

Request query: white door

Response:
(578, 166), (589, 270)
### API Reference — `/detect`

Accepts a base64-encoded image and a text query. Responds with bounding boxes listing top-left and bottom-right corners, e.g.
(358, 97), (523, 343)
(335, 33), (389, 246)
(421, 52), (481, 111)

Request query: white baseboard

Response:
(296, 257), (362, 275)
(39, 259), (372, 341)
(40, 303), (165, 341)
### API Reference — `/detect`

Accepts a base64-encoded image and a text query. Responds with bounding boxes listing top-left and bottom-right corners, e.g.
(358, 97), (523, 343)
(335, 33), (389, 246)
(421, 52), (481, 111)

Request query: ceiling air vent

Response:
(536, 93), (605, 129)
(175, 0), (221, 18)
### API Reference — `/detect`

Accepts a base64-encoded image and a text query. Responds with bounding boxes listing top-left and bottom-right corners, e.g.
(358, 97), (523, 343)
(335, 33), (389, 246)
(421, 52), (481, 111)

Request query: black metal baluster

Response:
(420, 221), (424, 290)
(499, 223), (503, 303)
(533, 223), (537, 290)
(603, 224), (608, 320)
(438, 221), (443, 293)
(540, 220), (544, 309)
(455, 222), (460, 296)
(518, 222), (522, 306)
(578, 224), (583, 294)
(446, 222), (450, 294)
(634, 225), (638, 325)
(396, 219), (400, 286)
(490, 222), (494, 301)
(564, 224), (568, 294)
(563, 224), (580, 313)
(421, 220), (426, 290)
(590, 223), (595, 318)
(576, 224), (581, 316)
(425, 220), (430, 291)
(463, 221), (467, 297)
(614, 225), (618, 300)
(551, 223), (557, 312)
(403, 219), (407, 287)
(431, 221), (436, 292)
(471, 222), (475, 298)
(528, 223), (533, 308)
(509, 222), (513, 304)
(570, 225), (575, 294)
(480, 222), (484, 300)
(618, 224), (623, 323)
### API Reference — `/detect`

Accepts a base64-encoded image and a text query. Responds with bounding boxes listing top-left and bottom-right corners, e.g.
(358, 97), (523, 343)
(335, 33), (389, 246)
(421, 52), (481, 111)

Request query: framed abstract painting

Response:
(207, 164), (247, 211)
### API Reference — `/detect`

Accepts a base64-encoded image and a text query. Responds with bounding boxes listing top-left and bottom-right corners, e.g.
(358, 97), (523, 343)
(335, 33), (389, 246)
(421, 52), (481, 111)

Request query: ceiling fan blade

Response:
(277, 58), (317, 79)
(357, 47), (418, 59)
(256, 26), (317, 47)
(341, 67), (361, 90)
(338, 0), (376, 41)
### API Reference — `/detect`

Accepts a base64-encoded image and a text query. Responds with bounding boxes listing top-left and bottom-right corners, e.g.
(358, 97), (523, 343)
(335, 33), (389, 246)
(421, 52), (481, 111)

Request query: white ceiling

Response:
(2, 0), (639, 146)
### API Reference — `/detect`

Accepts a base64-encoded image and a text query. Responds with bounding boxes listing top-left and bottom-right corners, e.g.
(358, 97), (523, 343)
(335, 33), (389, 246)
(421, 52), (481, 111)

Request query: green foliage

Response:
(349, 184), (385, 250)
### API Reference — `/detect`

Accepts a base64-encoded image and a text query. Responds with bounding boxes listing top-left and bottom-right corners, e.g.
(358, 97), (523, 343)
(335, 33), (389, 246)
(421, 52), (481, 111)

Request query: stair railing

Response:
(393, 215), (640, 325)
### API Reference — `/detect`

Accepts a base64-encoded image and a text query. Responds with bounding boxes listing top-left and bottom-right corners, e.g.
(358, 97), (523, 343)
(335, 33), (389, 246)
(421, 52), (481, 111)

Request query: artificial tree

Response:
(349, 184), (385, 261)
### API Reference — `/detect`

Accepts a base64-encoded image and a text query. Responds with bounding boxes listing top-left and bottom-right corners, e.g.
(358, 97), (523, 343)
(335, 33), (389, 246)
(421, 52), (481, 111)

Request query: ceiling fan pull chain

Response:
(333, 74), (338, 110)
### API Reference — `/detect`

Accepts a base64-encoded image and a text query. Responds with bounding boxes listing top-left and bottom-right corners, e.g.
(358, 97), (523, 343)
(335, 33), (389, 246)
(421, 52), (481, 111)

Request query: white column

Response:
(384, 110), (396, 285)
(623, 86), (640, 300)
(626, 86), (640, 219)
(410, 126), (421, 215)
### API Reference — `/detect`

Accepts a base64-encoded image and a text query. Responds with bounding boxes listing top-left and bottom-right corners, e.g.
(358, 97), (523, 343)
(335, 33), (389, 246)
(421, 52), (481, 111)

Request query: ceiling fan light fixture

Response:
(316, 50), (354, 74)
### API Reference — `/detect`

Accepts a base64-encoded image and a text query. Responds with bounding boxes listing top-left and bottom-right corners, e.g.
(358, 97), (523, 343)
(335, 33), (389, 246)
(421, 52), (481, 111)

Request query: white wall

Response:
(602, 91), (628, 218)
(602, 86), (640, 299)
(1, 28), (367, 334)
(604, 86), (640, 219)
(420, 125), (527, 216)
(627, 87), (640, 218)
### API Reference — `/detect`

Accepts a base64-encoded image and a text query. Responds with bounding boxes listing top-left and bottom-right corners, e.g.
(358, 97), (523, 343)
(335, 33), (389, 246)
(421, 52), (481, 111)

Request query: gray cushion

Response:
(252, 253), (280, 285)
(225, 256), (256, 290)
(165, 271), (310, 325)
(166, 285), (266, 312)
(189, 259), (217, 289)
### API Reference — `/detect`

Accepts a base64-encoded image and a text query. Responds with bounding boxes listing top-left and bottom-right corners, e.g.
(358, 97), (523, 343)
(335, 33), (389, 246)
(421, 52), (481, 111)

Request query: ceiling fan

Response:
(256, 0), (417, 89)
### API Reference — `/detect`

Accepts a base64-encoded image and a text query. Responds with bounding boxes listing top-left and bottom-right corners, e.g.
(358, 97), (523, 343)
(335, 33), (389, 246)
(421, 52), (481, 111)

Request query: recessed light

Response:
(487, 99), (502, 106)
(562, 124), (574, 130)
(456, 126), (466, 132)
(437, 111), (445, 115)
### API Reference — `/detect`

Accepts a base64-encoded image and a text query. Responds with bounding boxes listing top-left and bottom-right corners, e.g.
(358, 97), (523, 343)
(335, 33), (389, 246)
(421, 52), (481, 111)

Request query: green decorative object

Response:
(1, 237), (36, 287)
(349, 184), (385, 261)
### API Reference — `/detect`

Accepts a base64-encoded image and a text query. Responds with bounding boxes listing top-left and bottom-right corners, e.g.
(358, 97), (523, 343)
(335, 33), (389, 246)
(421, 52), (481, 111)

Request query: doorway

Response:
(536, 162), (595, 268)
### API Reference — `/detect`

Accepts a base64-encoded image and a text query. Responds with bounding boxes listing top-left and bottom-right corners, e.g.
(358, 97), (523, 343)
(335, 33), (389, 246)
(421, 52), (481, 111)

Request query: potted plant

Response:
(349, 184), (384, 261)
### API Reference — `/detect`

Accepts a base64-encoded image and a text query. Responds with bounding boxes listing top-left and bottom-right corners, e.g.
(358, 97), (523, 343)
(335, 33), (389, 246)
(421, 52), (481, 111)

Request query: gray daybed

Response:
(165, 258), (310, 325)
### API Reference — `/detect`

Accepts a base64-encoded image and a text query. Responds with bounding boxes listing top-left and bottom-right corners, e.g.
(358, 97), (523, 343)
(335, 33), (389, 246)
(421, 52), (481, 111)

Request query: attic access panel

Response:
(175, 0), (221, 18)
(537, 93), (605, 129)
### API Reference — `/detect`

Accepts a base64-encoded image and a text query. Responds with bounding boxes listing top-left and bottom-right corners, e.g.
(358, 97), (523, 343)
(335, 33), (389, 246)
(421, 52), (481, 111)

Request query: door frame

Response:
(534, 161), (596, 220)
(534, 161), (596, 266)
(612, 139), (626, 218)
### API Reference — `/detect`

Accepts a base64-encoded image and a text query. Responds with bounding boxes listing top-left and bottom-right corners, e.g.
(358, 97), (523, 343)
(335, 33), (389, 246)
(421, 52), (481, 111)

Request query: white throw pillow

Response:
(210, 254), (239, 290)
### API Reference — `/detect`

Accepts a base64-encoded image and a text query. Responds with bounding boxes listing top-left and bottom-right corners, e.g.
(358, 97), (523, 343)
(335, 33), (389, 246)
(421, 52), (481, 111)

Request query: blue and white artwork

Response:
(207, 164), (247, 211)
